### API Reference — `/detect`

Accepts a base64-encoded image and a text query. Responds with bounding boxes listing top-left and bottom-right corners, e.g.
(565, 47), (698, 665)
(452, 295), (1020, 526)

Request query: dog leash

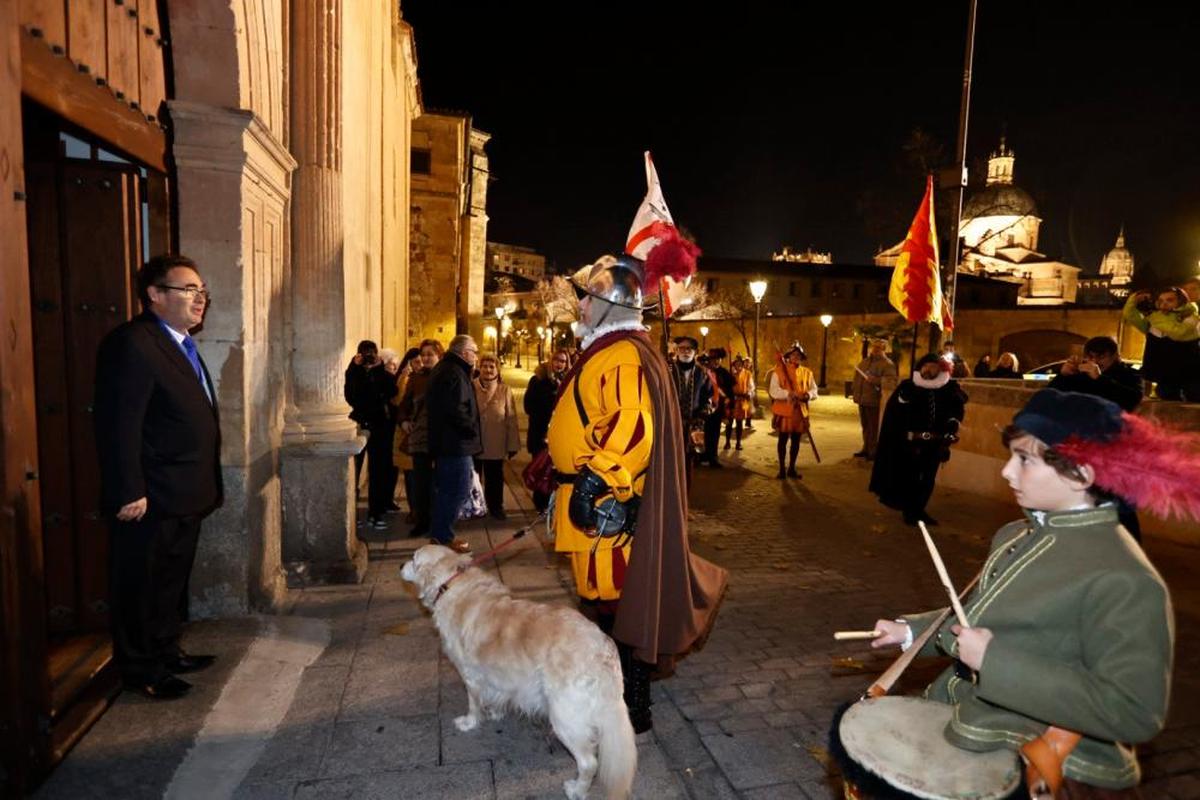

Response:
(430, 513), (546, 605)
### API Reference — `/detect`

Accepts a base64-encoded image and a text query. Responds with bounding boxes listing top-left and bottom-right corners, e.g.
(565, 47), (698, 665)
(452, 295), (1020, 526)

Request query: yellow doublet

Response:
(547, 338), (653, 601)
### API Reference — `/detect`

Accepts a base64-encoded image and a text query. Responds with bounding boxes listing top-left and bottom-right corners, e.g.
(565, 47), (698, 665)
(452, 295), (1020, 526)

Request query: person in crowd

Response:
(724, 355), (755, 450)
(94, 254), (220, 700)
(426, 335), (481, 553)
(940, 340), (969, 378)
(851, 338), (896, 460)
(869, 353), (967, 526)
(524, 349), (570, 511)
(549, 252), (727, 733)
(769, 343), (818, 479)
(988, 351), (1021, 379)
(1049, 336), (1146, 540)
(868, 388), (1192, 797)
(397, 339), (443, 538)
(669, 335), (714, 486)
(473, 354), (520, 520)
(1049, 336), (1143, 412)
(702, 348), (733, 467)
(391, 347), (421, 520)
(354, 347), (399, 529)
(972, 353), (992, 377)
(1123, 287), (1200, 401)
(344, 339), (380, 493)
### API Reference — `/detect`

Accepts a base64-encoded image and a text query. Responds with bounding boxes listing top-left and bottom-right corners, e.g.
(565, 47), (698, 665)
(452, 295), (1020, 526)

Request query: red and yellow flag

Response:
(888, 175), (953, 330)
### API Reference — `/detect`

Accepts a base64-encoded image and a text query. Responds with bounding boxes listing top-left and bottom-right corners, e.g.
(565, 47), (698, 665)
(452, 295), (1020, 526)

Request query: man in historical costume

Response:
(869, 353), (967, 526)
(850, 338), (897, 460)
(546, 253), (728, 734)
(669, 335), (714, 484)
(768, 343), (818, 479)
(701, 348), (733, 467)
(724, 355), (755, 450)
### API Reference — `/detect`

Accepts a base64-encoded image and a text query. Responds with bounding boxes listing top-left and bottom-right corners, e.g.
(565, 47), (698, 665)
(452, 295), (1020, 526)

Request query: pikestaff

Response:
(773, 342), (821, 464)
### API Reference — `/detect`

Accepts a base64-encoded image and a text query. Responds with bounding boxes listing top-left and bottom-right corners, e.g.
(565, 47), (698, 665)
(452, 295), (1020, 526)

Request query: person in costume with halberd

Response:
(861, 388), (1193, 797)
(546, 244), (728, 734)
(869, 353), (967, 526)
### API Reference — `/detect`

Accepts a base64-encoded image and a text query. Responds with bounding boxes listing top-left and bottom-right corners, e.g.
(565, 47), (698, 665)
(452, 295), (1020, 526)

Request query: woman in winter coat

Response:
(472, 354), (520, 520)
(396, 339), (443, 536)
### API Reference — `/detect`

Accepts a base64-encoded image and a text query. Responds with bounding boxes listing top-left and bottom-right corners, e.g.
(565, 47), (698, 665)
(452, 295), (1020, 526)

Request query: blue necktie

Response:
(182, 336), (206, 387)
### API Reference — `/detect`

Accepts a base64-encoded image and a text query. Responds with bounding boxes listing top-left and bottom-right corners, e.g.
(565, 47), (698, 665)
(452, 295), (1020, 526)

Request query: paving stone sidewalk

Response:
(35, 395), (1200, 799)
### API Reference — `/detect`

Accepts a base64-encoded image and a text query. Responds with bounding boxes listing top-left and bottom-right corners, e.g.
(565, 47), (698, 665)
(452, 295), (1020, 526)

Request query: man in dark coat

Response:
(668, 336), (714, 486)
(869, 353), (967, 526)
(701, 348), (733, 467)
(1049, 335), (1146, 539)
(425, 334), (481, 553)
(523, 349), (569, 511)
(94, 254), (222, 700)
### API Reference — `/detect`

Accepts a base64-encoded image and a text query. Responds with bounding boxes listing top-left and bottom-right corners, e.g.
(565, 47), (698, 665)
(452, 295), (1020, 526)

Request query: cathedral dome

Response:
(1099, 227), (1134, 281)
(962, 183), (1039, 221)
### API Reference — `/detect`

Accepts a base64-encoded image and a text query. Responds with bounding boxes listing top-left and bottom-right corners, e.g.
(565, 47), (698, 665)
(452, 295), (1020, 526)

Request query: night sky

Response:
(404, 2), (1199, 285)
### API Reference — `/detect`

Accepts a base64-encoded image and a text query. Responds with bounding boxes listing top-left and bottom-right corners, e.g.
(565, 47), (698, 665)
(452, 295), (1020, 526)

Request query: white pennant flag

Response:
(625, 152), (689, 315)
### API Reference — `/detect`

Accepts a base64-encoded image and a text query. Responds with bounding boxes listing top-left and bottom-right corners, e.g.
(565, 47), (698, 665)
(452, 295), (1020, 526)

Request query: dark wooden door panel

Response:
(60, 161), (141, 632)
(26, 161), (78, 635)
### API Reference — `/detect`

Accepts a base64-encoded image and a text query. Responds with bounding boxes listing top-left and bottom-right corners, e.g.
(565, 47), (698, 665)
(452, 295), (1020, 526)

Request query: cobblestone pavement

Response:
(34, 388), (1200, 799)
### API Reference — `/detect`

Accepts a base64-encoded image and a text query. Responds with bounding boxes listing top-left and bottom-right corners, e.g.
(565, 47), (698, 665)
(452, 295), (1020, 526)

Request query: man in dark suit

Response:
(94, 254), (222, 700)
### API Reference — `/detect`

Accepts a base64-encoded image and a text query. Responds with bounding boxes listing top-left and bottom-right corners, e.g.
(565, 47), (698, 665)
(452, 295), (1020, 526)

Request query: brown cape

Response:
(614, 332), (729, 669)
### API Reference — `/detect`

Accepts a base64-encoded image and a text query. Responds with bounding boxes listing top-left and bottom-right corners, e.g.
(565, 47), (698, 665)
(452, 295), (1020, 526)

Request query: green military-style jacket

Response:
(906, 505), (1174, 789)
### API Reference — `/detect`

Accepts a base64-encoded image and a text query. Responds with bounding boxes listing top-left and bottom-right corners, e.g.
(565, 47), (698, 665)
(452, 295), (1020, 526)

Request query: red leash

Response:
(429, 513), (545, 605)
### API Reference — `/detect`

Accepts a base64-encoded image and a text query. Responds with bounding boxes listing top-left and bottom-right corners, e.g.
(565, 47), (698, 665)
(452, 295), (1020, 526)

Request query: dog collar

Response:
(431, 566), (468, 607)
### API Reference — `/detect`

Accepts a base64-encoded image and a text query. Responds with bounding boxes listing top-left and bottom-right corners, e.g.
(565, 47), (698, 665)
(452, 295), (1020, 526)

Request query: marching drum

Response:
(834, 696), (1023, 800)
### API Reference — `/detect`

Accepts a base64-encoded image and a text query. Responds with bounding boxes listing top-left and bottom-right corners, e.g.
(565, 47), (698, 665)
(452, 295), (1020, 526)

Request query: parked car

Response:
(1023, 359), (1142, 382)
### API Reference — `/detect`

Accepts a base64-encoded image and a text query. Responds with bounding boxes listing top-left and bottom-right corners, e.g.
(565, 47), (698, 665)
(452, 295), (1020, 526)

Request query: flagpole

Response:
(911, 323), (919, 373)
(660, 280), (672, 358)
(943, 0), (979, 337)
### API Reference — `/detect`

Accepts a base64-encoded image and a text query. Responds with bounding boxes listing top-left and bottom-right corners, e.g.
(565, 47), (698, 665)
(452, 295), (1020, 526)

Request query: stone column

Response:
(282, 0), (367, 585)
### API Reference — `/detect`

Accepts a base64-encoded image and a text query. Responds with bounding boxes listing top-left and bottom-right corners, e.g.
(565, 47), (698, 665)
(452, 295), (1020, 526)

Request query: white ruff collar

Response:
(581, 319), (647, 351)
(912, 370), (951, 389)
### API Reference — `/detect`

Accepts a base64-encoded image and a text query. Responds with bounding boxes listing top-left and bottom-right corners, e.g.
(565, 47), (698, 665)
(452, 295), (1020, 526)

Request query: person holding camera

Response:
(344, 340), (399, 529)
(1123, 288), (1200, 401)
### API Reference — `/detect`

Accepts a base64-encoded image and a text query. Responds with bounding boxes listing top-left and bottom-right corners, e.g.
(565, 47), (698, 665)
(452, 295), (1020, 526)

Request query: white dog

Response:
(401, 544), (637, 800)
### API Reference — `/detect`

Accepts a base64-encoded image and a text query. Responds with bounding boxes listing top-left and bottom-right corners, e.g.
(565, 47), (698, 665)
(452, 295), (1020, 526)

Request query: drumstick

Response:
(918, 521), (970, 629)
(864, 568), (982, 699)
(834, 630), (882, 641)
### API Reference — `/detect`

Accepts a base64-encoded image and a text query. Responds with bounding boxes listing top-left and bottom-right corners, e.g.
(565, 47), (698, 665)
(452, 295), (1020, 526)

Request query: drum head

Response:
(838, 696), (1022, 800)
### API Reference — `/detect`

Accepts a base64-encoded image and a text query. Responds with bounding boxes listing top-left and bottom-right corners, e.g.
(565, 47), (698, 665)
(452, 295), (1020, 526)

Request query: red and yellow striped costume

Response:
(547, 338), (652, 601)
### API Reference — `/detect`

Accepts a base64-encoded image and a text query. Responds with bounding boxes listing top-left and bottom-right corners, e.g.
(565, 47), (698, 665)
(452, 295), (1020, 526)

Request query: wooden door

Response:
(26, 155), (141, 708)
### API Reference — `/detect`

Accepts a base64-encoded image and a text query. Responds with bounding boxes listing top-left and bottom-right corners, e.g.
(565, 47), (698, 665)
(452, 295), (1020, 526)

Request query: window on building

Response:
(831, 282), (842, 298)
(412, 148), (432, 175)
(811, 280), (822, 297)
(789, 281), (797, 296)
(852, 283), (862, 299)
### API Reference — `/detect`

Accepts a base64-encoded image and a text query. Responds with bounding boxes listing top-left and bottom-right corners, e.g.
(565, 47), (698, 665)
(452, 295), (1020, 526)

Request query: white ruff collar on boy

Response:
(913, 370), (951, 390)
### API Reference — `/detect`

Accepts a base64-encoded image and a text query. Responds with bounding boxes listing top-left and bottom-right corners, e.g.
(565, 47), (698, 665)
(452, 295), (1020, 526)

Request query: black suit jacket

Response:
(94, 313), (222, 518)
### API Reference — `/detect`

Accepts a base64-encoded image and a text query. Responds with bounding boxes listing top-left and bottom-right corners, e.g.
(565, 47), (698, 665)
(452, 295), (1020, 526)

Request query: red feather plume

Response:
(642, 221), (701, 288)
(1055, 412), (1200, 521)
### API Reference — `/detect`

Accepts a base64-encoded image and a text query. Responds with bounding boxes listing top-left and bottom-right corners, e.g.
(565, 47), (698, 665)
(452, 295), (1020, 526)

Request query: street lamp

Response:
(748, 280), (768, 395)
(494, 307), (506, 358)
(819, 313), (833, 390)
(536, 326), (545, 362)
(483, 325), (497, 357)
(699, 325), (709, 352)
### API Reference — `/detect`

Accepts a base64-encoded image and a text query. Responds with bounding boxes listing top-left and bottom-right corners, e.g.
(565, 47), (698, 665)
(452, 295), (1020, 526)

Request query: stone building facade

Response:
(409, 113), (490, 347)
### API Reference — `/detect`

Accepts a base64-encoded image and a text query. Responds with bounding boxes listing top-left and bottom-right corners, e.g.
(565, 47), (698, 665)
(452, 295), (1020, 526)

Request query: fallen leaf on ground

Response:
(806, 744), (833, 769)
(869, 524), (887, 534)
(773, 563), (790, 571)
(384, 623), (409, 636)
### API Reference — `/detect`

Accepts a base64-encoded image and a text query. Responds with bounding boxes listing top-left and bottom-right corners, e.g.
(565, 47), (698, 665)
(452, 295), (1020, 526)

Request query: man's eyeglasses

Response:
(157, 284), (211, 301)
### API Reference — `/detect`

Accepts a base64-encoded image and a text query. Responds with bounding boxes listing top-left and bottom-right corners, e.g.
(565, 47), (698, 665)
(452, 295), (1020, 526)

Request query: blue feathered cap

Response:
(1012, 389), (1124, 447)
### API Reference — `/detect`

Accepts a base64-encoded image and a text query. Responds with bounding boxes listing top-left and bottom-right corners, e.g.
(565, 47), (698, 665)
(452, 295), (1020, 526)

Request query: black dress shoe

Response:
(165, 653), (217, 674)
(125, 674), (192, 700)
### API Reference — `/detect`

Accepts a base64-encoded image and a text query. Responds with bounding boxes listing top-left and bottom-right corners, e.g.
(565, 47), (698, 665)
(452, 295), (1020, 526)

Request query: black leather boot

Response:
(618, 643), (653, 733)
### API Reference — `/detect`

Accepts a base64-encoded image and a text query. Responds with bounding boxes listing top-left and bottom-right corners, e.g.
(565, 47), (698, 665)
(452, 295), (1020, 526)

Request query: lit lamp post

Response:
(699, 325), (709, 353)
(748, 280), (768, 395)
(536, 326), (545, 362)
(819, 313), (833, 390)
(494, 307), (506, 359)
(483, 325), (497, 358)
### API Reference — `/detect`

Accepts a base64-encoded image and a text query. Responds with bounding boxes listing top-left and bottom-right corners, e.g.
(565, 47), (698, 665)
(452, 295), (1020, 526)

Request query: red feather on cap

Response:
(1055, 413), (1200, 521)
(642, 221), (701, 288)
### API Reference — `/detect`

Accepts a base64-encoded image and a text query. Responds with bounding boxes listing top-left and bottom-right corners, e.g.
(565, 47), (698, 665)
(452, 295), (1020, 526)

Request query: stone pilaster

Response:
(282, 0), (366, 586)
